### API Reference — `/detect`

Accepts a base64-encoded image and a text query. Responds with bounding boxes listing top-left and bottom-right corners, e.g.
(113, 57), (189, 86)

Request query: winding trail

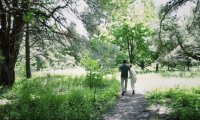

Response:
(103, 73), (200, 120)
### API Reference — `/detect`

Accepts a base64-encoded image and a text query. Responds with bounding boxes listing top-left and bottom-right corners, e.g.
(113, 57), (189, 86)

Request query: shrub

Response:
(147, 87), (200, 120)
(85, 72), (104, 88)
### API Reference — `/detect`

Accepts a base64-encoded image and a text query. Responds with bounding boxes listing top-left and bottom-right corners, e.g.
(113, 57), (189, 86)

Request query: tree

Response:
(20, 25), (85, 71)
(159, 0), (200, 61)
(0, 0), (28, 86)
(0, 0), (110, 86)
(25, 23), (31, 78)
(92, 0), (158, 68)
(112, 23), (153, 67)
(88, 36), (120, 69)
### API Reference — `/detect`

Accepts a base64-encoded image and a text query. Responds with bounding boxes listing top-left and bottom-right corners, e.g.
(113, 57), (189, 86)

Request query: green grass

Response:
(133, 66), (200, 78)
(0, 75), (120, 120)
(160, 70), (200, 78)
(146, 87), (200, 120)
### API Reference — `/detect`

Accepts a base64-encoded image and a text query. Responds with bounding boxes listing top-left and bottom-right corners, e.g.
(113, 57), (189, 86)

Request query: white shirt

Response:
(129, 68), (137, 83)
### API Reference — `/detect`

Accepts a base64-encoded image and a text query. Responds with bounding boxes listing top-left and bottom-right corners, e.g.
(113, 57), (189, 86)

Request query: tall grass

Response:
(147, 87), (200, 120)
(0, 75), (120, 120)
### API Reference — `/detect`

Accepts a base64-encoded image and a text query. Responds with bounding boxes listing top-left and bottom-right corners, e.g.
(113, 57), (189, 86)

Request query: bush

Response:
(85, 72), (104, 88)
(0, 75), (120, 120)
(147, 87), (200, 120)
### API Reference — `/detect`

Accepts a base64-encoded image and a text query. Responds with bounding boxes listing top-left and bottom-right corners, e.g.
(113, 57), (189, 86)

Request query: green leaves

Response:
(23, 12), (33, 23)
(81, 52), (100, 72)
(23, 8), (48, 23)
(111, 22), (154, 63)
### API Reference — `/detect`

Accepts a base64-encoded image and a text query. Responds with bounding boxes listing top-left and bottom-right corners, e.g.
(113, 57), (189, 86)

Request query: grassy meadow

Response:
(0, 74), (120, 120)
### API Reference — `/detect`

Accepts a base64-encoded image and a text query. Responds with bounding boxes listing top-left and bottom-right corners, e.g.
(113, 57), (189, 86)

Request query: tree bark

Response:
(168, 64), (170, 71)
(0, 34), (21, 86)
(0, 30), (24, 86)
(0, 65), (15, 86)
(127, 36), (135, 64)
(140, 60), (145, 70)
(0, 0), (25, 86)
(156, 63), (159, 72)
(25, 24), (31, 78)
(36, 56), (43, 71)
(186, 59), (190, 71)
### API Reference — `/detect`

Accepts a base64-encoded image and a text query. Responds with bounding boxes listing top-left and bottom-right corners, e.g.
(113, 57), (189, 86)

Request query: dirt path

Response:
(103, 73), (200, 120)
(103, 93), (150, 120)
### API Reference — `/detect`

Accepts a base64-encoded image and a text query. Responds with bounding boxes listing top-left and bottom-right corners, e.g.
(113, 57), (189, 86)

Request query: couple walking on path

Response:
(120, 60), (137, 96)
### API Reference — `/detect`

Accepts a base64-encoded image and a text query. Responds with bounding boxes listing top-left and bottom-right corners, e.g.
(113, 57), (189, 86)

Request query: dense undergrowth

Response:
(0, 75), (120, 120)
(147, 87), (200, 120)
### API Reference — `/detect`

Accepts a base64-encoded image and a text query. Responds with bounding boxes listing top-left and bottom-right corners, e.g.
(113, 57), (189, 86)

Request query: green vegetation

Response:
(133, 65), (200, 78)
(0, 75), (120, 120)
(0, 0), (200, 119)
(147, 87), (200, 120)
(160, 70), (200, 78)
(111, 23), (154, 64)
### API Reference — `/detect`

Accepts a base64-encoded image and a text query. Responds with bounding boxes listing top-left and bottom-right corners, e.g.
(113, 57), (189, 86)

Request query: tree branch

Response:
(159, 0), (190, 46)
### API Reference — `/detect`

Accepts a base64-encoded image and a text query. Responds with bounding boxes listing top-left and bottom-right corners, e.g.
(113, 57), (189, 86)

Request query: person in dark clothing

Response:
(119, 60), (130, 96)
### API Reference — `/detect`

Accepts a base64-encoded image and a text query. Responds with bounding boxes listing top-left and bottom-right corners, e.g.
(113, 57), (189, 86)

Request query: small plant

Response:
(85, 72), (104, 88)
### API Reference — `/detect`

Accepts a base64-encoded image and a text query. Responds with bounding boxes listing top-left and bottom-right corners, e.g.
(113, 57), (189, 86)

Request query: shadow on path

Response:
(103, 91), (151, 120)
(102, 73), (200, 120)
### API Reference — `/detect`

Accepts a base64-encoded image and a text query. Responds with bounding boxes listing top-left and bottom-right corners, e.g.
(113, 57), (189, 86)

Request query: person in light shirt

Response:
(129, 64), (137, 95)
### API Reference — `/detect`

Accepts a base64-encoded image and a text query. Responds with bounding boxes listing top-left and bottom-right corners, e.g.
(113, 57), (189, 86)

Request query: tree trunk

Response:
(140, 60), (145, 70)
(187, 65), (190, 71)
(186, 59), (190, 71)
(186, 63), (190, 71)
(0, 1), (25, 86)
(0, 65), (15, 86)
(156, 63), (159, 72)
(0, 34), (23, 86)
(36, 56), (43, 71)
(0, 42), (19, 86)
(25, 24), (31, 78)
(130, 59), (133, 64)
